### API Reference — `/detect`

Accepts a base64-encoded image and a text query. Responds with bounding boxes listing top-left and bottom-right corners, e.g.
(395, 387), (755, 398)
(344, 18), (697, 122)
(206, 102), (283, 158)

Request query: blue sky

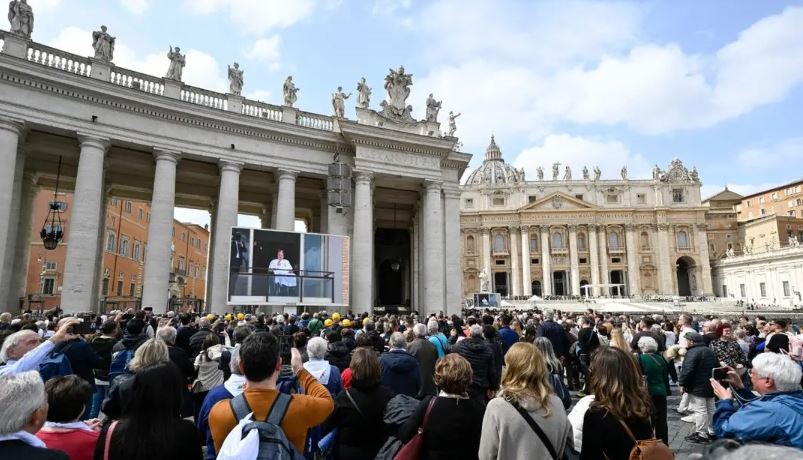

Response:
(27, 0), (803, 225)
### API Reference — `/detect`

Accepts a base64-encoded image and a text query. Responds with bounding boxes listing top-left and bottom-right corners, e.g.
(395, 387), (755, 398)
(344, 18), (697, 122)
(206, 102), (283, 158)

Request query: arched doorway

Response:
(532, 280), (542, 297)
(580, 279), (589, 296)
(378, 259), (404, 305)
(676, 257), (695, 297)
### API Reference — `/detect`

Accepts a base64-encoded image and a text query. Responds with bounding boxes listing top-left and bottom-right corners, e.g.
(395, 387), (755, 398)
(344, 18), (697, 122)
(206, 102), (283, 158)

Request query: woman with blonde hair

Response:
(102, 338), (170, 420)
(479, 342), (573, 460)
(609, 327), (630, 353)
(580, 346), (655, 460)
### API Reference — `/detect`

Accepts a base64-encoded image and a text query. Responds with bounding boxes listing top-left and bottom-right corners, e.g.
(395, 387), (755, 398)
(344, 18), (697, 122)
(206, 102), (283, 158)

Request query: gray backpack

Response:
(228, 392), (305, 460)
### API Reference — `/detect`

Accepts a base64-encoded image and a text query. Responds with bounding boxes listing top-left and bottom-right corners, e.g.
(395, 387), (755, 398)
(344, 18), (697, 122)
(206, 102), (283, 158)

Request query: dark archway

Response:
(676, 257), (695, 297)
(494, 272), (508, 296)
(553, 271), (566, 296)
(377, 259), (404, 305)
(375, 229), (410, 307)
(610, 270), (625, 296)
(532, 280), (542, 297)
(580, 279), (589, 296)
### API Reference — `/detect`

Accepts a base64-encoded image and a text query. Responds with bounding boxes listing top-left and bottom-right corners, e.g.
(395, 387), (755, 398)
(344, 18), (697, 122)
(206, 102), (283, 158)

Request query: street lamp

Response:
(40, 156), (65, 250)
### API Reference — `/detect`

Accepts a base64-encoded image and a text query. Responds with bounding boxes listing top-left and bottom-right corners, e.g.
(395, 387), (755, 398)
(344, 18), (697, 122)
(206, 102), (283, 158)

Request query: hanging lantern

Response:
(40, 157), (65, 250)
(327, 153), (352, 213)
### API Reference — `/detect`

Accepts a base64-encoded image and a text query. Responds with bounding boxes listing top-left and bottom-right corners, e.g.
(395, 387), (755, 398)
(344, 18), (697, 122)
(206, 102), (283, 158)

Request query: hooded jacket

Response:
(454, 337), (498, 390)
(713, 391), (803, 448)
(325, 341), (352, 372)
(379, 349), (421, 397)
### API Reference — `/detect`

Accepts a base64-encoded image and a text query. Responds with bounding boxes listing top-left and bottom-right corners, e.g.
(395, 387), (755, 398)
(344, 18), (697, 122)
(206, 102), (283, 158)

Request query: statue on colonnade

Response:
(8, 0), (33, 38)
(425, 93), (442, 122)
(582, 166), (589, 180)
(356, 77), (371, 109)
(228, 62), (244, 95)
(563, 166), (572, 181)
(332, 86), (351, 118)
(92, 25), (115, 61)
(165, 46), (186, 81)
(446, 111), (461, 136)
(593, 166), (602, 181)
(283, 76), (299, 107)
(379, 65), (415, 122)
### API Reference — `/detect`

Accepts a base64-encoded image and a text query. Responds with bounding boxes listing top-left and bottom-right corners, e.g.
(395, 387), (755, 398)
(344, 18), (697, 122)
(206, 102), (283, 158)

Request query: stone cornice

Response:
(339, 119), (458, 159)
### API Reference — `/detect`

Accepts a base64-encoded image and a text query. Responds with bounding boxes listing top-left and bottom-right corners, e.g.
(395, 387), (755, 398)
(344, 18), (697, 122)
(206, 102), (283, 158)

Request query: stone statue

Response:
(536, 166), (544, 181)
(652, 164), (661, 180)
(425, 93), (442, 123)
(331, 86), (351, 118)
(379, 65), (414, 121)
(283, 76), (299, 107)
(563, 166), (572, 181)
(593, 166), (601, 181)
(582, 166), (589, 180)
(621, 165), (628, 180)
(690, 167), (700, 183)
(92, 25), (115, 61)
(479, 269), (490, 292)
(552, 163), (560, 181)
(726, 247), (735, 257)
(447, 111), (461, 136)
(356, 77), (371, 109)
(8, 0), (33, 38)
(227, 62), (244, 95)
(165, 46), (186, 81)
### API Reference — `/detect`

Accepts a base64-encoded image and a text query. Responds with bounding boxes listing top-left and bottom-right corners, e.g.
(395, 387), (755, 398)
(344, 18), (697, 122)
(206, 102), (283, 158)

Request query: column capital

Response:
(568, 224), (578, 232)
(442, 186), (461, 199)
(153, 149), (181, 164)
(277, 168), (299, 181)
(218, 159), (244, 174)
(508, 225), (520, 232)
(521, 225), (530, 233)
(657, 223), (670, 231)
(423, 179), (443, 192)
(624, 223), (637, 232)
(354, 170), (374, 185)
(695, 222), (708, 231)
(76, 133), (111, 151)
(0, 118), (25, 136)
(587, 223), (598, 231)
(480, 227), (490, 235)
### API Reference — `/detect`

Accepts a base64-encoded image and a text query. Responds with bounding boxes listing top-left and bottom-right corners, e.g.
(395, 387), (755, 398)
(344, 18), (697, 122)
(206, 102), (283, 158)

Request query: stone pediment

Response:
(520, 192), (594, 211)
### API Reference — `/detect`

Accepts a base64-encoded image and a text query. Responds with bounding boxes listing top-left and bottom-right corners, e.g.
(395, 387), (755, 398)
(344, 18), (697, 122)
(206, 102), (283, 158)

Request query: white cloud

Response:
(120, 0), (149, 15)
(31, 0), (62, 10)
(512, 134), (650, 181)
(700, 183), (778, 201)
(736, 138), (803, 173)
(48, 26), (229, 92)
(175, 208), (211, 227)
(243, 36), (281, 71)
(371, 0), (411, 16)
(184, 0), (316, 35)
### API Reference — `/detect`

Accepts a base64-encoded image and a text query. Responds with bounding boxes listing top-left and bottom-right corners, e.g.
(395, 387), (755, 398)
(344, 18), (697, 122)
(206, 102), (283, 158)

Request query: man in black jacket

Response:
(175, 313), (196, 355)
(454, 324), (497, 403)
(576, 316), (599, 396)
(537, 315), (571, 359)
(629, 316), (666, 353)
(679, 332), (719, 443)
(189, 317), (214, 357)
(408, 323), (438, 397)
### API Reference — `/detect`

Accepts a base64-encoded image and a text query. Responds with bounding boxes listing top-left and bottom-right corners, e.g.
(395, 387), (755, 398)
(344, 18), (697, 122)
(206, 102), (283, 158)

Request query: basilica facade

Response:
(459, 138), (712, 299)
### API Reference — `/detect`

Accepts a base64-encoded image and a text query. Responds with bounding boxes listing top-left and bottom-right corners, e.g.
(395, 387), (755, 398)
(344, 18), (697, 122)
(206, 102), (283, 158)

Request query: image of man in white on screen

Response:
(268, 249), (297, 296)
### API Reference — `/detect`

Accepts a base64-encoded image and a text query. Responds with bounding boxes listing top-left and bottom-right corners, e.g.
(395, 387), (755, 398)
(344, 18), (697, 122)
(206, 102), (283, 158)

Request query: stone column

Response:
(0, 119), (24, 312)
(275, 169), (298, 231)
(625, 224), (640, 296)
(204, 203), (216, 306)
(588, 225), (600, 297)
(540, 226), (553, 296)
(481, 228), (491, 287)
(568, 225), (581, 296)
(141, 150), (181, 312)
(656, 224), (673, 294)
(11, 173), (37, 306)
(351, 171), (374, 313)
(696, 223), (713, 296)
(422, 180), (445, 315)
(2, 144), (25, 310)
(61, 135), (110, 313)
(521, 225), (532, 296)
(509, 226), (521, 296)
(209, 160), (242, 314)
(598, 225), (609, 296)
(443, 187), (462, 315)
(318, 191), (329, 234)
(259, 205), (271, 229)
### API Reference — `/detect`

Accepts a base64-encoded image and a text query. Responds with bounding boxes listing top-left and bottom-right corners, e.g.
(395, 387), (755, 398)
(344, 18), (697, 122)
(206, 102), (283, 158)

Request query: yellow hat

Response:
(332, 312), (341, 321)
(206, 314), (215, 322)
(237, 313), (245, 321)
(324, 319), (333, 327)
(363, 317), (370, 326)
(342, 319), (352, 328)
(224, 314), (232, 321)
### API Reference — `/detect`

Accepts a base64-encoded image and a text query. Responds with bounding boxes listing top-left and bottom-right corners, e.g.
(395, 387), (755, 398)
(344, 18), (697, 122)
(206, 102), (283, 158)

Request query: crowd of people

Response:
(0, 306), (801, 460)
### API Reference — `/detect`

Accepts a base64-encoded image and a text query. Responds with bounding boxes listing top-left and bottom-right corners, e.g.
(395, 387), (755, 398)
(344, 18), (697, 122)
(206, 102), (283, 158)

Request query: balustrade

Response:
(27, 42), (91, 76)
(181, 86), (227, 110)
(242, 100), (282, 121)
(297, 111), (334, 131)
(110, 67), (164, 96)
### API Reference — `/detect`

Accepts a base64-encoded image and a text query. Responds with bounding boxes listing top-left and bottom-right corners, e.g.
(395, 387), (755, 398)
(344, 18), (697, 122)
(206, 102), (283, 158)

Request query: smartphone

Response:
(71, 320), (95, 336)
(711, 366), (729, 381)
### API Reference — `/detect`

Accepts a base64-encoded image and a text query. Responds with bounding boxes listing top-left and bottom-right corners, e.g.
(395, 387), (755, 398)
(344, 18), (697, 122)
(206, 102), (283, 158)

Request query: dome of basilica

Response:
(464, 136), (525, 186)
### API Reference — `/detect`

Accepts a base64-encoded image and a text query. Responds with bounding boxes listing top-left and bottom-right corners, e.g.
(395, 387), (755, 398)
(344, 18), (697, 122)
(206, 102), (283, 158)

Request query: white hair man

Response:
(379, 331), (420, 398)
(302, 337), (341, 395)
(0, 371), (68, 459)
(426, 320), (448, 358)
(408, 323), (438, 397)
(710, 352), (803, 447)
(0, 319), (79, 377)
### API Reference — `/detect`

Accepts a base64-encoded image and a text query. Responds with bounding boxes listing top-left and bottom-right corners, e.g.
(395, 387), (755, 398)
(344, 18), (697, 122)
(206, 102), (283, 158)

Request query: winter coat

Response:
(374, 394), (419, 460)
(408, 338), (438, 397)
(713, 390), (803, 448)
(325, 341), (352, 372)
(324, 383), (391, 460)
(679, 342), (719, 398)
(537, 320), (571, 359)
(379, 349), (421, 397)
(89, 336), (116, 382)
(454, 337), (498, 391)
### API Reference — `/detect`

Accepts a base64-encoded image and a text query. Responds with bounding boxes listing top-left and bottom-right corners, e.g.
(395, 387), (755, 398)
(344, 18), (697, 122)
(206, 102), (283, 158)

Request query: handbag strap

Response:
(344, 390), (365, 418)
(103, 420), (118, 460)
(507, 400), (559, 460)
(419, 396), (437, 432)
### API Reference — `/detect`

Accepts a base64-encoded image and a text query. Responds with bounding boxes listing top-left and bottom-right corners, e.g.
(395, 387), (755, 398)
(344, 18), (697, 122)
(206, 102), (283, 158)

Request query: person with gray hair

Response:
(379, 331), (421, 397)
(454, 323), (498, 403)
(158, 326), (195, 392)
(0, 318), (79, 377)
(0, 371), (68, 459)
(710, 352), (803, 447)
(303, 337), (342, 395)
(427, 319), (448, 358)
(197, 346), (248, 459)
(409, 323), (438, 397)
(637, 335), (671, 444)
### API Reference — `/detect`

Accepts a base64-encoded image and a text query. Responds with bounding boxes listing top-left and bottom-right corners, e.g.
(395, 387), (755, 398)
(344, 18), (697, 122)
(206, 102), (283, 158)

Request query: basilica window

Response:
(637, 194), (646, 204)
(672, 189), (685, 203)
(464, 198), (474, 208)
(528, 195), (538, 203)
(466, 235), (476, 252)
(552, 232), (564, 249)
(529, 237), (538, 253)
(577, 233), (587, 250)
(493, 234), (506, 252)
(492, 197), (505, 206)
(608, 231), (621, 249)
(676, 230), (689, 249)
(640, 231), (650, 249)
(606, 194), (619, 204)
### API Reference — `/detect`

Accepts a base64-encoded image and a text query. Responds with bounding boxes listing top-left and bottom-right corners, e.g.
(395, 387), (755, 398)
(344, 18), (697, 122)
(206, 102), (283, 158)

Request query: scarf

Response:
(223, 374), (247, 397)
(303, 359), (331, 385)
(43, 421), (95, 432)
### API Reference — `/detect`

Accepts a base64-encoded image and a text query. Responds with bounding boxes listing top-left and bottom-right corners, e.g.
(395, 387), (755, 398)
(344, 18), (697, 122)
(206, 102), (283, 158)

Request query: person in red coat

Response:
(36, 375), (100, 460)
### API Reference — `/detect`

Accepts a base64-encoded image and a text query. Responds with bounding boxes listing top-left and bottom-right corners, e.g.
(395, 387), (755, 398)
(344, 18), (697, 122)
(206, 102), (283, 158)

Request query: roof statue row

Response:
(7, 4), (461, 139)
(465, 136), (701, 186)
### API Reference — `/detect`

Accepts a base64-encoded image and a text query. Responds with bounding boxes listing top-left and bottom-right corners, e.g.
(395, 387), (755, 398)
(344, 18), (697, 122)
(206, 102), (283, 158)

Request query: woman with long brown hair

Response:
(580, 346), (654, 460)
(479, 342), (572, 460)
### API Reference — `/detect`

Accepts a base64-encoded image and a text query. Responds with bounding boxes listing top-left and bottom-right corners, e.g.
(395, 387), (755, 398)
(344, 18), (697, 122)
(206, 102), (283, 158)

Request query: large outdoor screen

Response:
(228, 228), (350, 306)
